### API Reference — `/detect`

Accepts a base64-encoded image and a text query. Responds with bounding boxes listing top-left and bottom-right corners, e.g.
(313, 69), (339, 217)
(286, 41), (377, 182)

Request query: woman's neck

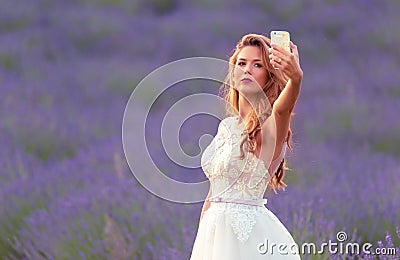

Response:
(238, 93), (257, 122)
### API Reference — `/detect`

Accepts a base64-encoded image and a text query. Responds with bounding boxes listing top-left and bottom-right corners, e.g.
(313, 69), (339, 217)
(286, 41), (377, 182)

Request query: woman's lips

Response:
(241, 78), (252, 82)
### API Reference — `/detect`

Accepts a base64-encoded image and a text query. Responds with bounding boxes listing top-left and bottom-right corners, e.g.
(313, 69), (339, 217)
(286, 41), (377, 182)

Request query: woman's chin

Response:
(237, 84), (262, 94)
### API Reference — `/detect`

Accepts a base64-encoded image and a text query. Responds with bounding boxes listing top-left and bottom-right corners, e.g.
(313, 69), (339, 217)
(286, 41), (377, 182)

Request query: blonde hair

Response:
(219, 33), (294, 192)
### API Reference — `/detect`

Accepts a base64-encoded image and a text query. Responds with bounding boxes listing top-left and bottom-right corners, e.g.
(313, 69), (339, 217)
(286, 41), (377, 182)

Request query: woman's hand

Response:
(269, 41), (303, 83)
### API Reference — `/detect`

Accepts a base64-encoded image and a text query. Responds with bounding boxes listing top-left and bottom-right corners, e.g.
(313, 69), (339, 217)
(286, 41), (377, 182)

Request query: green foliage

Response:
(372, 135), (400, 156)
(21, 132), (77, 162)
(0, 53), (19, 71)
(0, 198), (46, 259)
(0, 18), (27, 33)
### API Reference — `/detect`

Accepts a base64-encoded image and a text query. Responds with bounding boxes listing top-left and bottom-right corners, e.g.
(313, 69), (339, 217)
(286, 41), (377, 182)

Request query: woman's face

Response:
(233, 45), (267, 96)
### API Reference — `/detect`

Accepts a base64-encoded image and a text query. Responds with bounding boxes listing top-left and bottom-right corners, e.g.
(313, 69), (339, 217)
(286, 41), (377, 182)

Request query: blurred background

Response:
(1, 0), (399, 259)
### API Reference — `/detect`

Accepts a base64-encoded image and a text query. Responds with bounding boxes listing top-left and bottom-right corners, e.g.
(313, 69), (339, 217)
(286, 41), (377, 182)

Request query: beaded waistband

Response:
(208, 197), (268, 207)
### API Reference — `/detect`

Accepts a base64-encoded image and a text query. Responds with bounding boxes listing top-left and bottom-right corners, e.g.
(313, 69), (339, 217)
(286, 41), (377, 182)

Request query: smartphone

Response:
(270, 31), (290, 53)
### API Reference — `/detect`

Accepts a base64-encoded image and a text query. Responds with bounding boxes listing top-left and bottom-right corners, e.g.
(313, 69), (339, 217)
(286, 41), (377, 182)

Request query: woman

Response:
(190, 33), (303, 259)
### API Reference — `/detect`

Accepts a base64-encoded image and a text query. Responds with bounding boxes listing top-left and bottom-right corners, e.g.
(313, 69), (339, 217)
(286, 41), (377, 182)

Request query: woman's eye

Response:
(238, 61), (245, 66)
(255, 63), (262, 68)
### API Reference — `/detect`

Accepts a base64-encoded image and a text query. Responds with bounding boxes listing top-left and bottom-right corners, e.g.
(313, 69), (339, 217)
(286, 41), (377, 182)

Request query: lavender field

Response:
(1, 0), (400, 259)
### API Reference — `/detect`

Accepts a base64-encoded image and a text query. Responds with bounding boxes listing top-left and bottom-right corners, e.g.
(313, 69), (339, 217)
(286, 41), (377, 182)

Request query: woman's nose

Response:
(244, 64), (252, 74)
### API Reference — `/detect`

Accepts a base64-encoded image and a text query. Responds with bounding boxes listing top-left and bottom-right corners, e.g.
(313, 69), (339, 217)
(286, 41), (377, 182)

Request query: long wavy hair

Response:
(219, 33), (294, 193)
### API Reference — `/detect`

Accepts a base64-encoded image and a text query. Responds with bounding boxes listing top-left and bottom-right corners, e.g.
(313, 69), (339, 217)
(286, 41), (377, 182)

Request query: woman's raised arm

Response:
(269, 41), (303, 116)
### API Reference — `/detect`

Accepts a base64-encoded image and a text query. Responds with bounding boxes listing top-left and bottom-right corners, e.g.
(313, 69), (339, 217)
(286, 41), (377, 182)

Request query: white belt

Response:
(208, 197), (268, 207)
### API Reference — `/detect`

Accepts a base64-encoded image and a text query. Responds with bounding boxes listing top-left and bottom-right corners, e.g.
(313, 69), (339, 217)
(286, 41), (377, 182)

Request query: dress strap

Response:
(208, 197), (268, 207)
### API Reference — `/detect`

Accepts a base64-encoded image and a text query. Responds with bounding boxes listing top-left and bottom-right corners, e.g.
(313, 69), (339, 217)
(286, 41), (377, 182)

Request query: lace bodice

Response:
(200, 116), (288, 243)
(201, 116), (287, 202)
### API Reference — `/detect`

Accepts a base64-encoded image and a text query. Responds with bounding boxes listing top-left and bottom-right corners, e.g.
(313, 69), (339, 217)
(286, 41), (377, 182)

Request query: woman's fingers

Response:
(289, 41), (298, 55)
(270, 41), (300, 63)
(269, 41), (302, 79)
(269, 53), (283, 64)
(270, 59), (282, 69)
(269, 46), (287, 70)
(270, 41), (299, 58)
(269, 57), (285, 70)
(269, 50), (282, 66)
(269, 44), (285, 60)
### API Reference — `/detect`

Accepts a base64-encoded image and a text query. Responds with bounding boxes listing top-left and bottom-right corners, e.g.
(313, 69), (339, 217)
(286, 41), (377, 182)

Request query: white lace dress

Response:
(190, 116), (301, 259)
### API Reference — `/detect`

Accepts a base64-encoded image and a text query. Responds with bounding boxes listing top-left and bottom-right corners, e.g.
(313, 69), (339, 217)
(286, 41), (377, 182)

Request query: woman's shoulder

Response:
(223, 115), (238, 123)
(217, 115), (237, 133)
(220, 115), (237, 126)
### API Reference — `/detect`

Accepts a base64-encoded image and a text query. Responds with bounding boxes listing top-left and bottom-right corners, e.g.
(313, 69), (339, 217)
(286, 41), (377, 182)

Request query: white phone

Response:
(270, 31), (290, 53)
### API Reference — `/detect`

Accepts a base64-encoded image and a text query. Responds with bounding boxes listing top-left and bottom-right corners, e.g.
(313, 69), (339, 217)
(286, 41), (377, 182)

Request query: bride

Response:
(190, 33), (303, 259)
